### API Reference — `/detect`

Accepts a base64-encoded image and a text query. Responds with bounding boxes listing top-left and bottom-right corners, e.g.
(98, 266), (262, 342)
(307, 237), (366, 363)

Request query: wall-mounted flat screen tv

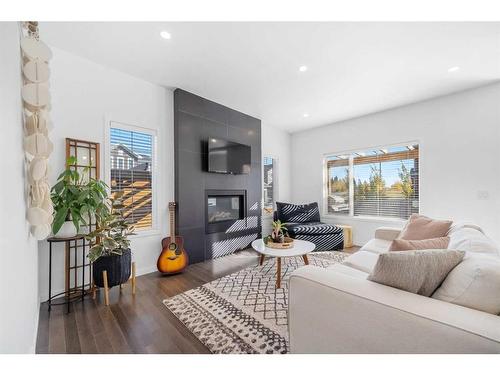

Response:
(208, 138), (251, 174)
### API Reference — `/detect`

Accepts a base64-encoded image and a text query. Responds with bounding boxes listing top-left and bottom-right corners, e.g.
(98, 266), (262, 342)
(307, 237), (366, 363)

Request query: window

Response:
(263, 156), (277, 213)
(325, 143), (419, 219)
(109, 125), (155, 231)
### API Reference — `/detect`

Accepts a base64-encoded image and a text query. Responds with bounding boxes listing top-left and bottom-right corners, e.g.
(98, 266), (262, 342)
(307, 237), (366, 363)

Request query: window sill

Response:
(321, 214), (406, 225)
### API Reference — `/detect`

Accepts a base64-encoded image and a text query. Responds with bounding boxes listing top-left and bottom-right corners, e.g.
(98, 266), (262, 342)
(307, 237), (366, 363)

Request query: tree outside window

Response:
(326, 144), (419, 219)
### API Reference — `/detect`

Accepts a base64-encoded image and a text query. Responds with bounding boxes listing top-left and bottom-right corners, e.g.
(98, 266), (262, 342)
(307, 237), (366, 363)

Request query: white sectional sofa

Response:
(288, 224), (500, 353)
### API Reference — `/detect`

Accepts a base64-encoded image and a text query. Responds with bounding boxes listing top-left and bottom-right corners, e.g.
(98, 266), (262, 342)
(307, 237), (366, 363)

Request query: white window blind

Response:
(326, 144), (419, 219)
(110, 127), (154, 230)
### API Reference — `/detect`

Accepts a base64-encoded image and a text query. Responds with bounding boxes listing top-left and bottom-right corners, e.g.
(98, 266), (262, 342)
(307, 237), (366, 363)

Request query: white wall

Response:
(0, 23), (40, 353)
(38, 47), (174, 301)
(262, 124), (292, 235)
(291, 83), (500, 246)
(36, 46), (293, 299)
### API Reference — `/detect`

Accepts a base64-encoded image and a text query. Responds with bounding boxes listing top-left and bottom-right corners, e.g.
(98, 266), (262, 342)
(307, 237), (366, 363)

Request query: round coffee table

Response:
(251, 239), (316, 288)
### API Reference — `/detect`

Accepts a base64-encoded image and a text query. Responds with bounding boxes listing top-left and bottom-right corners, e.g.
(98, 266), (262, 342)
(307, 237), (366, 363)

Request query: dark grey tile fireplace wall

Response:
(174, 89), (262, 264)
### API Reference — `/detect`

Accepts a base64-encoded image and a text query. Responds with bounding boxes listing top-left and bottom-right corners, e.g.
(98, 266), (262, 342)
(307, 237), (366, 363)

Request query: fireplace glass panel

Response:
(207, 196), (242, 223)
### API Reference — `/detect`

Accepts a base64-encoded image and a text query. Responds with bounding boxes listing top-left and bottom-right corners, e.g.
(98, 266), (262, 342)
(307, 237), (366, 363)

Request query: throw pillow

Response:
(432, 254), (500, 315)
(398, 214), (452, 240)
(368, 249), (465, 296)
(275, 202), (320, 223)
(388, 237), (450, 251)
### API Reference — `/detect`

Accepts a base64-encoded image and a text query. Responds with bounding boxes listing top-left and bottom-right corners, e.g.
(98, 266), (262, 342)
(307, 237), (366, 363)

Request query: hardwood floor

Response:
(36, 247), (359, 354)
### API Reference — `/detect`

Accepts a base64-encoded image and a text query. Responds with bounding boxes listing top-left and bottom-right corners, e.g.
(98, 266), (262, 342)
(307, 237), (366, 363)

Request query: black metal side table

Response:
(46, 235), (89, 313)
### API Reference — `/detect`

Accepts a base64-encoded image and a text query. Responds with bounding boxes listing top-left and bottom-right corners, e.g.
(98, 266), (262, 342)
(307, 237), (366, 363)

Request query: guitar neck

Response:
(169, 207), (175, 238)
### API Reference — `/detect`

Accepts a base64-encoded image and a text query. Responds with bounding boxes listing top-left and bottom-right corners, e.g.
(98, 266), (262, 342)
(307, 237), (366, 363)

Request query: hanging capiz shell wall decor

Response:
(20, 21), (54, 240)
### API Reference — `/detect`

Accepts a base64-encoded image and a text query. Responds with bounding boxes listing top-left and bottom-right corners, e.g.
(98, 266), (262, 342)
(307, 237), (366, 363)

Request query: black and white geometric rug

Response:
(163, 251), (348, 354)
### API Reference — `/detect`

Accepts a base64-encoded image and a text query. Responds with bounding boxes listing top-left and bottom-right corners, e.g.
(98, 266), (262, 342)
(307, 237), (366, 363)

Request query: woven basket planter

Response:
(92, 249), (131, 288)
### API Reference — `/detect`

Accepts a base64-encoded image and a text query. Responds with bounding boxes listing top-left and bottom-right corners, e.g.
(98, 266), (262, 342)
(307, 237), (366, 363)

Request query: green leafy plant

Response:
(86, 191), (135, 262)
(263, 220), (289, 244)
(51, 156), (108, 235)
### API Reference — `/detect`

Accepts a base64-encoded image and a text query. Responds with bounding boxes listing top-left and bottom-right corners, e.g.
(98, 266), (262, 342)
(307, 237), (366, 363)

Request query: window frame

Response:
(262, 155), (279, 215)
(322, 141), (420, 223)
(104, 119), (159, 236)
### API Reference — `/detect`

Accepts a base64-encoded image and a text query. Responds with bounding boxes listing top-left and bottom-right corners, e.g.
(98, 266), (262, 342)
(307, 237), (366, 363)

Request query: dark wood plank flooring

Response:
(36, 247), (359, 354)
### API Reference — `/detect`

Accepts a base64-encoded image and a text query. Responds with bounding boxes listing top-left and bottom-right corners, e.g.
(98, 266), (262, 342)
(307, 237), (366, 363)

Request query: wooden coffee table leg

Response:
(276, 257), (282, 288)
(302, 254), (309, 265)
(259, 254), (265, 266)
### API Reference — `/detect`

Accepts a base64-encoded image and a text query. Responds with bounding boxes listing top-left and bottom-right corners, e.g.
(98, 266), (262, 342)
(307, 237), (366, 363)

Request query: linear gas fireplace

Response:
(205, 189), (247, 234)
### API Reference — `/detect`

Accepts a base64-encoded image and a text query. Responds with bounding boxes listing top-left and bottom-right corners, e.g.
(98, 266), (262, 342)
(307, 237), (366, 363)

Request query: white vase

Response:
(55, 221), (77, 238)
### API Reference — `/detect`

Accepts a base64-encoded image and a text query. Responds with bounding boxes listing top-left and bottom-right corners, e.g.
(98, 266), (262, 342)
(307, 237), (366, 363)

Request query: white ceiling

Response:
(40, 22), (500, 133)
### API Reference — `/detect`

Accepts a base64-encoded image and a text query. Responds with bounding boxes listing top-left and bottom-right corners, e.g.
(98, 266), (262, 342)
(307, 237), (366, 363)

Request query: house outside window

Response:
(108, 124), (156, 231)
(117, 157), (124, 169)
(263, 156), (278, 213)
(325, 143), (419, 220)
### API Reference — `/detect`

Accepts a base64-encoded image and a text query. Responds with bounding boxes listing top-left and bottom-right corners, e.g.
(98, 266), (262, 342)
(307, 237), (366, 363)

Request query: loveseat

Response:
(288, 223), (500, 353)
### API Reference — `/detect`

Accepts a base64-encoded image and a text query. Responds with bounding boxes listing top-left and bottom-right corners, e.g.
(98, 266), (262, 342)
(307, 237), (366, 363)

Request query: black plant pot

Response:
(92, 249), (132, 288)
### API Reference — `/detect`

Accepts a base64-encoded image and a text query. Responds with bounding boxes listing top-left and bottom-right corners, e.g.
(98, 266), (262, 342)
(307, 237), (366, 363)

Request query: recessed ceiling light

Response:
(448, 66), (460, 73)
(299, 65), (308, 72)
(160, 31), (172, 40)
(303, 113), (309, 118)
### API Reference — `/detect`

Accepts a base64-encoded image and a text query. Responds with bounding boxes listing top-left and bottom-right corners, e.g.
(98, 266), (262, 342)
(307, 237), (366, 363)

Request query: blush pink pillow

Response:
(389, 237), (450, 251)
(398, 214), (452, 240)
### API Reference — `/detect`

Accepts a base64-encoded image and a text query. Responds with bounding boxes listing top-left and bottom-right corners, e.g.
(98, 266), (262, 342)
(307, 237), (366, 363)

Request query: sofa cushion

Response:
(276, 202), (320, 223)
(432, 254), (500, 315)
(389, 237), (450, 251)
(343, 250), (379, 273)
(448, 226), (500, 256)
(327, 263), (368, 279)
(399, 214), (452, 240)
(367, 249), (465, 296)
(293, 232), (344, 251)
(360, 238), (392, 254)
(375, 227), (402, 241)
(287, 222), (342, 236)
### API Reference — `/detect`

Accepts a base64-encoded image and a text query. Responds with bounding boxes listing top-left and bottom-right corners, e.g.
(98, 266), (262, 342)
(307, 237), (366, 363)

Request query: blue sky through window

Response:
(328, 145), (417, 186)
(110, 128), (152, 156)
(353, 160), (416, 186)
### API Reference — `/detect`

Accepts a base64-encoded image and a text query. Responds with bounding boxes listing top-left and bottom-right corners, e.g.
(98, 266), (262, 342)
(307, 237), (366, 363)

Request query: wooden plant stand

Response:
(46, 235), (89, 314)
(92, 262), (136, 306)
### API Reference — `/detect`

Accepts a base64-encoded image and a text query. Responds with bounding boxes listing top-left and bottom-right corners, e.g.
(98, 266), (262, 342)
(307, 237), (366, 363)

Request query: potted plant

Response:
(50, 156), (108, 237)
(86, 191), (135, 288)
(263, 220), (294, 249)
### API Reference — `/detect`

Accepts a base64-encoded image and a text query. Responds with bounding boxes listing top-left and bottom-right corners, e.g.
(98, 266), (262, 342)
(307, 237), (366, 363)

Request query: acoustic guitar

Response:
(157, 202), (189, 274)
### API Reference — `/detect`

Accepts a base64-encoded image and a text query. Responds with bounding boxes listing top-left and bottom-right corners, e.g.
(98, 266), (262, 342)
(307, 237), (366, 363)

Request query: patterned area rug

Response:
(163, 251), (348, 354)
